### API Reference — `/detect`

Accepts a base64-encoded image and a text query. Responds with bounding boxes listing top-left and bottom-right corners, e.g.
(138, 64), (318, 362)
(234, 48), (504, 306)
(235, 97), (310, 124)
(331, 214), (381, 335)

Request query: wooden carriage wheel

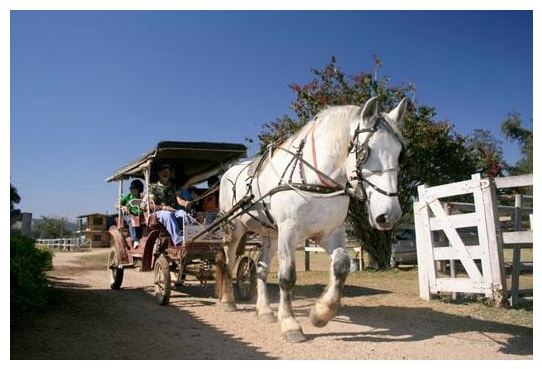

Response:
(108, 248), (124, 290)
(154, 256), (171, 306)
(236, 256), (256, 301)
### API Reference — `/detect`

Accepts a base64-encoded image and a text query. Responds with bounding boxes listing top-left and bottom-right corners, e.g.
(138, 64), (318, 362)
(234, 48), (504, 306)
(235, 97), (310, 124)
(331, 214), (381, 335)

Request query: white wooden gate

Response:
(414, 173), (507, 305)
(414, 173), (533, 306)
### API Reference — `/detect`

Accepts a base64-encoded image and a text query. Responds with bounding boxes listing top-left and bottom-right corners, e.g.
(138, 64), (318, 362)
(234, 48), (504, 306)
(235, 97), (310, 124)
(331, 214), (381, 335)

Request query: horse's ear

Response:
(388, 98), (408, 126)
(361, 97), (379, 123)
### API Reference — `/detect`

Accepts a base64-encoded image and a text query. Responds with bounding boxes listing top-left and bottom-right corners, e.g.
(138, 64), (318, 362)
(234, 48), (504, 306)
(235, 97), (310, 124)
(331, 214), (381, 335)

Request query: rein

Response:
(189, 181), (219, 204)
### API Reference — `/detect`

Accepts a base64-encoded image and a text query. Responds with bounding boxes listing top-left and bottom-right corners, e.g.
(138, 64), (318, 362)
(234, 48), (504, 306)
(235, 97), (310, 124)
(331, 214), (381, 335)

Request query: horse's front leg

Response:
(254, 237), (277, 323)
(309, 233), (350, 327)
(277, 232), (306, 343)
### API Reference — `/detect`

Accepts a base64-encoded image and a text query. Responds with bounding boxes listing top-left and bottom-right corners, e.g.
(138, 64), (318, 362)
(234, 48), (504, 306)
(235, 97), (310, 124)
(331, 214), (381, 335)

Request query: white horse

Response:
(217, 97), (407, 342)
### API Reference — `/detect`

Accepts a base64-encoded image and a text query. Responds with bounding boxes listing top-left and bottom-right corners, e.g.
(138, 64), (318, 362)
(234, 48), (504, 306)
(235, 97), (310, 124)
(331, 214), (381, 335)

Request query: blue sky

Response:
(6, 4), (536, 221)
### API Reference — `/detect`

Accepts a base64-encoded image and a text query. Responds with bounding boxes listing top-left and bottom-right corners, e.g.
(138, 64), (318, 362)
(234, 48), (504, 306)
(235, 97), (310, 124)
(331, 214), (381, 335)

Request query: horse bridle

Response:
(347, 115), (404, 199)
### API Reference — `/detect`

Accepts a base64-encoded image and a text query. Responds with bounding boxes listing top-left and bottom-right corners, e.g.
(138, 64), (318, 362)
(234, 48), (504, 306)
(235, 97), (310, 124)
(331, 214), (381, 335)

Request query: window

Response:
(92, 217), (104, 226)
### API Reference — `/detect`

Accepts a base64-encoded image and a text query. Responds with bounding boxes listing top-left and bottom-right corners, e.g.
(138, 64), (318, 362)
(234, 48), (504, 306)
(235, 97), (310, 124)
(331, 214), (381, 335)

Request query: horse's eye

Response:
(357, 142), (370, 165)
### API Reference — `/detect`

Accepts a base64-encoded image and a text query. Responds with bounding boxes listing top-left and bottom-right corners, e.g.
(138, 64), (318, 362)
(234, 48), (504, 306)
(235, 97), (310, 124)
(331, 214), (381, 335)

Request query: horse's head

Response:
(346, 97), (407, 230)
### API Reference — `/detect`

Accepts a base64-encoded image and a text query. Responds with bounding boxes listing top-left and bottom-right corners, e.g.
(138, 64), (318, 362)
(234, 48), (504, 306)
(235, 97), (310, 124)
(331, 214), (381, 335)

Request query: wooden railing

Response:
(36, 237), (90, 252)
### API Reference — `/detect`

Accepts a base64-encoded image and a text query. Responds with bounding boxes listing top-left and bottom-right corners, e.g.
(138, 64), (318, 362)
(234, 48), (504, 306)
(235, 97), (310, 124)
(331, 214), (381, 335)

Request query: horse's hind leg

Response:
(215, 247), (236, 312)
(309, 233), (350, 327)
(216, 222), (245, 311)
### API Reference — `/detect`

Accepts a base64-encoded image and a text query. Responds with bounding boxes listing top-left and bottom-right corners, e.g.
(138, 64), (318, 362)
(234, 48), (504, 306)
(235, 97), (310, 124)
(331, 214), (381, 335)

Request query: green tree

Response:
(255, 57), (501, 269)
(35, 217), (72, 239)
(11, 183), (21, 211)
(501, 112), (533, 176)
(464, 129), (504, 179)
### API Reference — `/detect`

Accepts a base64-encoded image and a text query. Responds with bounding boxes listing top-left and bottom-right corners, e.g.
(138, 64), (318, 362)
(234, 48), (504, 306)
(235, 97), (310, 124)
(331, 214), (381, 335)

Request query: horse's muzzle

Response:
(373, 213), (400, 230)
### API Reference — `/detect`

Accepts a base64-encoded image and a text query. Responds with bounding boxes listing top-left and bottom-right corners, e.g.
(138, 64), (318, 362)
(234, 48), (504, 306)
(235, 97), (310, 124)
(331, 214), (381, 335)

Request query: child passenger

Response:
(116, 179), (144, 249)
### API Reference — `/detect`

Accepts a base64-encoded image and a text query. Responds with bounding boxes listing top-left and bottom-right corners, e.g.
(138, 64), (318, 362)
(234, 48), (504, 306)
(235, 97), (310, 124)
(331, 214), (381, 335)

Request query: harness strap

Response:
(290, 139), (306, 184)
(277, 140), (305, 186)
(362, 177), (399, 197)
(269, 183), (347, 196)
(239, 182), (349, 231)
(242, 205), (277, 230)
(275, 146), (344, 192)
(237, 156), (278, 230)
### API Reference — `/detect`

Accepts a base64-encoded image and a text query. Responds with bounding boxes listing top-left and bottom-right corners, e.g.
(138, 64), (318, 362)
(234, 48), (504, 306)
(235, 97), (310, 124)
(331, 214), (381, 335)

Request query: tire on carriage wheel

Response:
(154, 256), (171, 306)
(108, 249), (124, 290)
(236, 256), (257, 301)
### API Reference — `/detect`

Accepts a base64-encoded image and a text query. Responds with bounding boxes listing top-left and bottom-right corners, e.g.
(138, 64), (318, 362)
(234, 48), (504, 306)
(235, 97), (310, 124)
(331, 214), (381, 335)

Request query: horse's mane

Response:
(314, 105), (361, 154)
(315, 104), (406, 148)
(281, 105), (361, 155)
(277, 103), (404, 159)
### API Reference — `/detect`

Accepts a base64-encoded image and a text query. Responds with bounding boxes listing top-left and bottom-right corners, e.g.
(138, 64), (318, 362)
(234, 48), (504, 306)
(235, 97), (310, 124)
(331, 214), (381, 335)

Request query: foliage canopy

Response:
(254, 56), (507, 269)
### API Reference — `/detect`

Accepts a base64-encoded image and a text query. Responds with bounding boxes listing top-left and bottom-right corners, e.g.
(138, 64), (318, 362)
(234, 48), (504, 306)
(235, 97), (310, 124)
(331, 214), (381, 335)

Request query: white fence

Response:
(36, 237), (91, 252)
(303, 242), (363, 271)
(413, 173), (533, 307)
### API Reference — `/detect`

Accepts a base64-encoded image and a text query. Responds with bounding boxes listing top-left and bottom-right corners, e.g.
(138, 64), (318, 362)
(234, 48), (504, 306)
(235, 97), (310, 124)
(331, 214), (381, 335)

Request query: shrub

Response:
(10, 230), (57, 324)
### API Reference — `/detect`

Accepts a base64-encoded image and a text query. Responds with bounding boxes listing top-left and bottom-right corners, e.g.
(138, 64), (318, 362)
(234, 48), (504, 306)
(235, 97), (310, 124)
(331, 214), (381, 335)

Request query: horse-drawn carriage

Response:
(105, 141), (259, 305)
(106, 97), (408, 343)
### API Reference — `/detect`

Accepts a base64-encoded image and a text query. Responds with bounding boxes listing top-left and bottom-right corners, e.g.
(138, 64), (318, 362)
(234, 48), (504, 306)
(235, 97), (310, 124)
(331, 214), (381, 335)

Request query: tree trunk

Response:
(347, 199), (392, 270)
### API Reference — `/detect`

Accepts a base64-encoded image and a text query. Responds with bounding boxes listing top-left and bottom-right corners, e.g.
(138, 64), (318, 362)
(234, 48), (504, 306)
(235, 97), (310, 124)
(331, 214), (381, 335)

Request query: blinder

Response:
(356, 141), (371, 166)
(349, 122), (376, 164)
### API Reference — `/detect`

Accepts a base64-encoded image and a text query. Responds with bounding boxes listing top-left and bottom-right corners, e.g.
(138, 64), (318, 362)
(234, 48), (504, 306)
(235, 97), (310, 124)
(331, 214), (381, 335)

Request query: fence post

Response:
(480, 177), (507, 306)
(304, 240), (310, 271)
(510, 194), (524, 307)
(414, 183), (433, 301)
(21, 212), (32, 236)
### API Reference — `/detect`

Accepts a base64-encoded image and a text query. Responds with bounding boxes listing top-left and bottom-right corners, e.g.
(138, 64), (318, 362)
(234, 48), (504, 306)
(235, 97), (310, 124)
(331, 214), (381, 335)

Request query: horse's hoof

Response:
(221, 302), (237, 312)
(309, 308), (329, 327)
(282, 330), (306, 343)
(257, 312), (276, 323)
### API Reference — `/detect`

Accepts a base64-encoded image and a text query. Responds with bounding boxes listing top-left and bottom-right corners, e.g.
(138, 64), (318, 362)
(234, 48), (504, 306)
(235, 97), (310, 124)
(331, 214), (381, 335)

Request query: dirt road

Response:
(10, 248), (533, 360)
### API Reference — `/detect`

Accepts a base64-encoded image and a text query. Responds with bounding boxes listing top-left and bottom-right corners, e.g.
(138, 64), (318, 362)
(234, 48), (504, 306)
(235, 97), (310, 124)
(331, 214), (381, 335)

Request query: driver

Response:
(141, 163), (193, 246)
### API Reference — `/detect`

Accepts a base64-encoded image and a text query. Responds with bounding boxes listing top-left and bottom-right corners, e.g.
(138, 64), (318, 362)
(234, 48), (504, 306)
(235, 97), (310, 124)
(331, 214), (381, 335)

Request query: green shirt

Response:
(120, 193), (143, 216)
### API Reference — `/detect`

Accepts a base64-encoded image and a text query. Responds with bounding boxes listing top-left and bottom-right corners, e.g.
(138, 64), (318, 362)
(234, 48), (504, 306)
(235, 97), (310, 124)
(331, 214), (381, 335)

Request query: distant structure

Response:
(76, 213), (111, 248)
(10, 211), (32, 236)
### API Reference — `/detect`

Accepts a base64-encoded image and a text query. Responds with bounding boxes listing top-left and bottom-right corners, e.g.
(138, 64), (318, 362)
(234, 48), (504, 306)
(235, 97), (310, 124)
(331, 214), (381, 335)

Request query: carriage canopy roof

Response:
(105, 141), (247, 184)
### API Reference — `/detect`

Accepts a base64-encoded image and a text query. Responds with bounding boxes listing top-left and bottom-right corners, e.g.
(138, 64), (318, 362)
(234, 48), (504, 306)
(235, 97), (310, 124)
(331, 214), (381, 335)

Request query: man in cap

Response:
(141, 163), (193, 246)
